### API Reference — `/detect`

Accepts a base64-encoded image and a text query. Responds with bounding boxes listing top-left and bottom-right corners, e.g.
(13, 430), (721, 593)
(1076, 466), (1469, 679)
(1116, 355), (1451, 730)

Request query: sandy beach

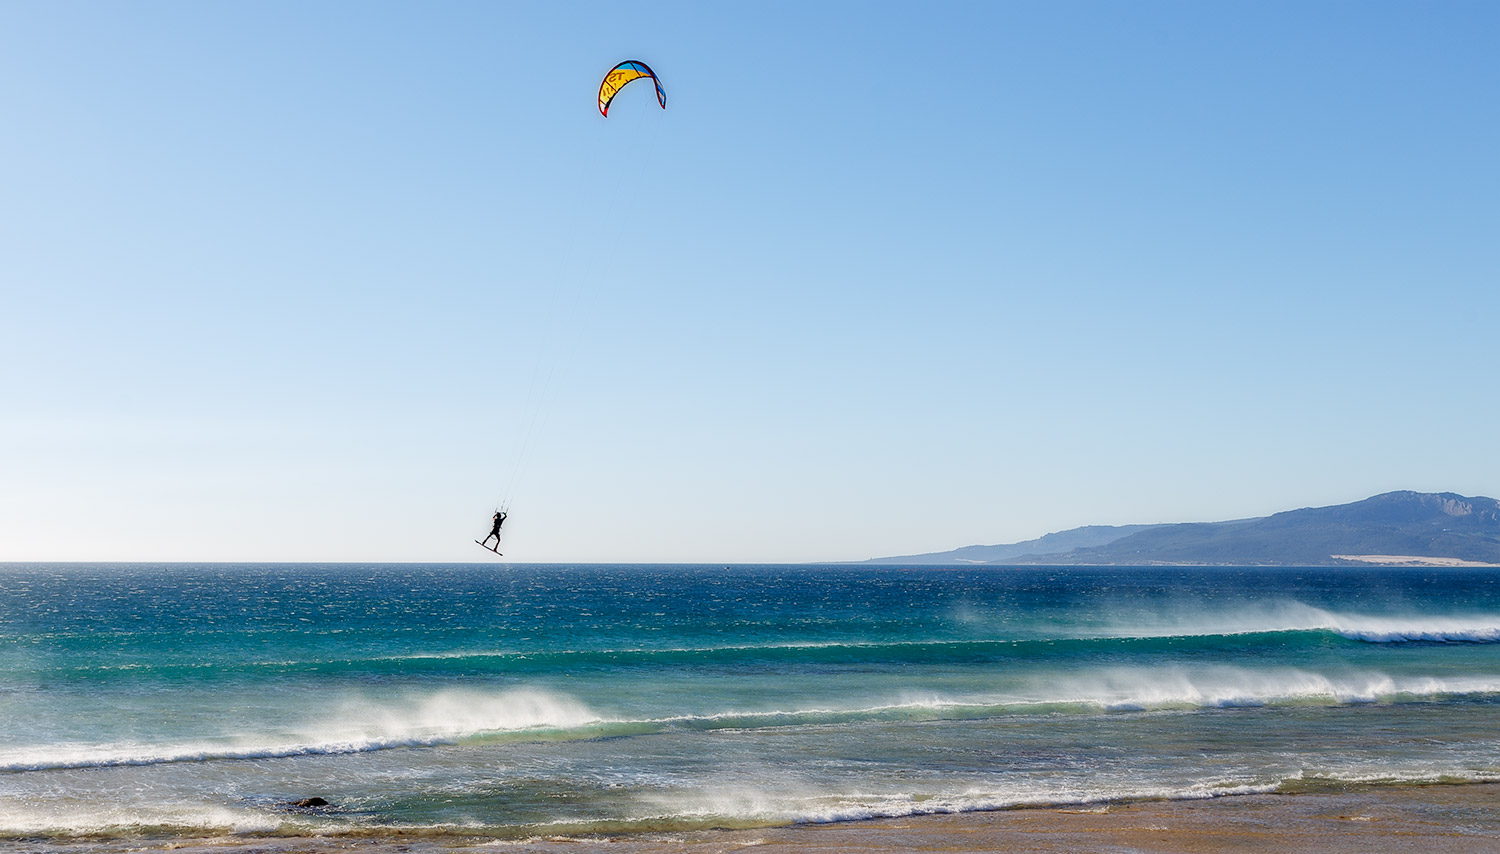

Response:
(1331, 555), (1500, 568)
(4, 785), (1497, 854)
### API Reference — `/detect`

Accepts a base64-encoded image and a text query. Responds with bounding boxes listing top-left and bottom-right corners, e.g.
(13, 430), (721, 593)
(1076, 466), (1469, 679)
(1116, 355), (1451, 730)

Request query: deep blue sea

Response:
(3, 563), (1500, 838)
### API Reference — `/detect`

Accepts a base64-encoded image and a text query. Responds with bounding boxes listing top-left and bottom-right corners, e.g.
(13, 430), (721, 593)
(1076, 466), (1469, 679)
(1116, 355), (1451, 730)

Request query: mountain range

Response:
(862, 491), (1500, 566)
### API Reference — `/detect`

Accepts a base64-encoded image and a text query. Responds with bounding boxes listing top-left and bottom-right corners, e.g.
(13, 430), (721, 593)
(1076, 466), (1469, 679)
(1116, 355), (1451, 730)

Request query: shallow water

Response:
(2, 564), (1499, 837)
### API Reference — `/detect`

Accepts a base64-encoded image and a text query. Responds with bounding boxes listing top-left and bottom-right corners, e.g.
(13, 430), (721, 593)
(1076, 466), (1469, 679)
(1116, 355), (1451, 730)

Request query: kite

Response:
(598, 60), (666, 117)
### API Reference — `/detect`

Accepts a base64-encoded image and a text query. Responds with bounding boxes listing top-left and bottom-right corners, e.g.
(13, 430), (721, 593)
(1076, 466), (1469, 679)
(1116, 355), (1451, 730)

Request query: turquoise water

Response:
(3, 564), (1500, 837)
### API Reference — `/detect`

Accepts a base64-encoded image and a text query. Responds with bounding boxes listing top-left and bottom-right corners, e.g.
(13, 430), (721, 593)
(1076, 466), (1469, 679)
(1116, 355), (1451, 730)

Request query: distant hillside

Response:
(861, 524), (1165, 565)
(864, 492), (1500, 566)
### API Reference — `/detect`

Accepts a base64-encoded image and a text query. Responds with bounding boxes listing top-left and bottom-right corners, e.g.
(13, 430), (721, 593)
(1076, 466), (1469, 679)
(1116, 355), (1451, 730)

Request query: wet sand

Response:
(4, 785), (1498, 854)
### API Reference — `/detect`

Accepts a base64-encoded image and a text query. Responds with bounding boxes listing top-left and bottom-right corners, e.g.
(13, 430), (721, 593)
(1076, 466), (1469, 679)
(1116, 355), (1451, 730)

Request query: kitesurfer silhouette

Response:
(478, 510), (507, 553)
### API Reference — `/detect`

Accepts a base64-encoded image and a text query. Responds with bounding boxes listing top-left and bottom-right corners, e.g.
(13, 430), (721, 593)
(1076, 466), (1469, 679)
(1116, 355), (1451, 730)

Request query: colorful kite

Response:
(598, 60), (666, 117)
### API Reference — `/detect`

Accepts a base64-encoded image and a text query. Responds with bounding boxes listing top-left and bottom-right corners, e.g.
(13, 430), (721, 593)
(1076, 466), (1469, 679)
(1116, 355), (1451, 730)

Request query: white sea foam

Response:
(5, 668), (1498, 776)
(336, 686), (602, 740)
(0, 802), (279, 836)
(620, 757), (1500, 830)
(0, 687), (601, 773)
(664, 668), (1500, 725)
(1074, 601), (1500, 645)
(1041, 666), (1500, 711)
(627, 777), (1288, 828)
(1321, 613), (1500, 643)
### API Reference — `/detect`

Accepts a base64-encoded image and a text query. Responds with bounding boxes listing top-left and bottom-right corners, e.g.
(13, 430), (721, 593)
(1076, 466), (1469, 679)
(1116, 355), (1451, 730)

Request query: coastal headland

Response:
(863, 491), (1500, 567)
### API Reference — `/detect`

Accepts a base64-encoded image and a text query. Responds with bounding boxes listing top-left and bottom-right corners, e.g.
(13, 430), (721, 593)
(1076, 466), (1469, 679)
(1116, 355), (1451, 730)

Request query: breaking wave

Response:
(7, 670), (1500, 774)
(5, 770), (1499, 839)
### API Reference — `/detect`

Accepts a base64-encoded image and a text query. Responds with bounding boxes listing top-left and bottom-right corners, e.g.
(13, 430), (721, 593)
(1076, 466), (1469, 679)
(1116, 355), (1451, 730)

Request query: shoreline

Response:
(1330, 554), (1500, 568)
(6, 783), (1499, 854)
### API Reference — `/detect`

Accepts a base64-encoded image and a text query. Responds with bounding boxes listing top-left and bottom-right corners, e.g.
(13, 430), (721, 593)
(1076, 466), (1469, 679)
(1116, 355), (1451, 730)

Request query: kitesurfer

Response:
(480, 510), (507, 551)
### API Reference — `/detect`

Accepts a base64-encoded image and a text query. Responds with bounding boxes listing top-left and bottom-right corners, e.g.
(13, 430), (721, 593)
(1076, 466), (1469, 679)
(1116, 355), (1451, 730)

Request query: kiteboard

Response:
(474, 540), (502, 556)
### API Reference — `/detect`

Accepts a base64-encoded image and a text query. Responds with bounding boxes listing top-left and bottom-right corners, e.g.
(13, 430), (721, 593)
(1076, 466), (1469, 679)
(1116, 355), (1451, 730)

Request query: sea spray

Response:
(4, 564), (1500, 838)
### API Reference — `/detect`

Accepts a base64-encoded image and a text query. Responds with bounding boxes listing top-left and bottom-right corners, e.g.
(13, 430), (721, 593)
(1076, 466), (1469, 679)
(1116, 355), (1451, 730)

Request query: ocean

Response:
(2, 563), (1499, 839)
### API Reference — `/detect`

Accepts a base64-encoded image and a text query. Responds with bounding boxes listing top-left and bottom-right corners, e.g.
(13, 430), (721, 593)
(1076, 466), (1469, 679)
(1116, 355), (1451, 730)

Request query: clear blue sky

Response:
(1, 1), (1496, 562)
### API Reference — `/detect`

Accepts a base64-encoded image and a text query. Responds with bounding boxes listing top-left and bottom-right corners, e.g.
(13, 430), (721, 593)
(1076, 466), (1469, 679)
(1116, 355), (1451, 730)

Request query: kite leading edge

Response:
(599, 60), (666, 117)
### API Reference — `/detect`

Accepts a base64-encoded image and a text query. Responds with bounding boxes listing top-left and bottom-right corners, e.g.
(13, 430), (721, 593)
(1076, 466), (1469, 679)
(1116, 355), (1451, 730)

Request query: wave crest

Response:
(7, 671), (1499, 775)
(0, 688), (601, 773)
